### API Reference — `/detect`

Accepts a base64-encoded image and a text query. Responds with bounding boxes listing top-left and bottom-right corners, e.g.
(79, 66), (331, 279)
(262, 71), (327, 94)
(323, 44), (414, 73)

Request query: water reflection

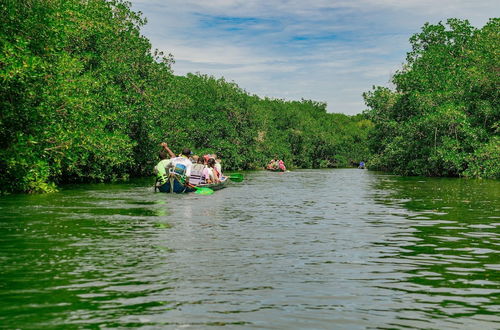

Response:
(0, 171), (498, 328)
(368, 175), (500, 327)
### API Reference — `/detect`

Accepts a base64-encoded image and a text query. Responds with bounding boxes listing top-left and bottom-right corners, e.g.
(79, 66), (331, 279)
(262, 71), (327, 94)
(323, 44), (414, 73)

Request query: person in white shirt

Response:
(160, 143), (193, 184)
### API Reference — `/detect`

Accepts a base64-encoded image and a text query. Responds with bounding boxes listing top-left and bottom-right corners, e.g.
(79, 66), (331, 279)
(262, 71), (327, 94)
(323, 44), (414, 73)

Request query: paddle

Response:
(227, 173), (244, 182)
(187, 183), (214, 195)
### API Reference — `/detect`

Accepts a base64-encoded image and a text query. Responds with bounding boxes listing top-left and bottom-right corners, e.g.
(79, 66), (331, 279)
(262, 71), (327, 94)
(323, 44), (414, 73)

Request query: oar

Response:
(187, 183), (214, 195)
(227, 173), (244, 182)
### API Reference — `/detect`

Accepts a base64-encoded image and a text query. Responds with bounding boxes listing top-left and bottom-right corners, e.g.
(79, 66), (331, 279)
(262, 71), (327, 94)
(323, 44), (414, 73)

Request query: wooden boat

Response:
(156, 174), (228, 193)
(266, 167), (286, 172)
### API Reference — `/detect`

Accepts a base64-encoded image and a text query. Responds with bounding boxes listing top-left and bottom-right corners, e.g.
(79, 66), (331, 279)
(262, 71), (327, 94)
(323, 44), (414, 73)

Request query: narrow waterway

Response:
(0, 169), (498, 329)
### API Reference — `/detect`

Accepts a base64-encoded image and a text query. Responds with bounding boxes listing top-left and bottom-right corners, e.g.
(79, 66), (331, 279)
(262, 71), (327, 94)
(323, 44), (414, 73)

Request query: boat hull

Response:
(266, 168), (285, 172)
(157, 176), (228, 193)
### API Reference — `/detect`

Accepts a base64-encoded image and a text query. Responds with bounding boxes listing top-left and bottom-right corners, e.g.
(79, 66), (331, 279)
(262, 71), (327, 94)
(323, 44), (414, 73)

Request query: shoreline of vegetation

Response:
(0, 0), (371, 193)
(364, 18), (499, 179)
(1, 1), (497, 194)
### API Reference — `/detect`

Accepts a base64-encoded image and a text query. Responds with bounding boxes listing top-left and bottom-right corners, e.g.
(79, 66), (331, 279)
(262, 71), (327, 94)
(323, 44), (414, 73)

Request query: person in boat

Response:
(160, 142), (176, 159)
(358, 161), (365, 169)
(267, 157), (278, 170)
(203, 158), (220, 183)
(201, 153), (222, 176)
(159, 142), (193, 184)
(189, 156), (206, 185)
(278, 159), (286, 171)
(212, 157), (222, 181)
(153, 150), (173, 188)
(154, 142), (178, 185)
(212, 153), (223, 178)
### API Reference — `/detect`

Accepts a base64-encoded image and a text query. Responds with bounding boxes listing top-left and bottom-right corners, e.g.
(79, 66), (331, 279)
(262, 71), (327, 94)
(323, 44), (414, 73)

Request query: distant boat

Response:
(266, 159), (286, 172)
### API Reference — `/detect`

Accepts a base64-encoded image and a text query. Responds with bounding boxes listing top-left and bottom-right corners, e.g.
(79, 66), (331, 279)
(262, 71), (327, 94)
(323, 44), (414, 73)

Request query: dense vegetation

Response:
(364, 18), (499, 178)
(3, 1), (495, 194)
(0, 0), (371, 193)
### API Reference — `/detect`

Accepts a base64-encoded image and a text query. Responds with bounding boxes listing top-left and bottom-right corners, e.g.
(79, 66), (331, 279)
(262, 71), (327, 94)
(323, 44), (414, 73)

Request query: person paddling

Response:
(153, 150), (172, 189)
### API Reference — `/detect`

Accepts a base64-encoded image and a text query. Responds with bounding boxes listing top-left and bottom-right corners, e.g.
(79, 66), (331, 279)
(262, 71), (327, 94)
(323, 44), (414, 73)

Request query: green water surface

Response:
(0, 169), (498, 328)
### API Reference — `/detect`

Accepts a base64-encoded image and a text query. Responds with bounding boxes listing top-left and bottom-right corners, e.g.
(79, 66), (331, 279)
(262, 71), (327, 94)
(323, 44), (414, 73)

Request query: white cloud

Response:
(131, 0), (499, 114)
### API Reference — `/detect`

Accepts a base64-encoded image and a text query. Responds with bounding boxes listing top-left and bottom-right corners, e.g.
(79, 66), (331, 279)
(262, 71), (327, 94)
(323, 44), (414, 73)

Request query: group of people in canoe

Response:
(266, 156), (286, 172)
(153, 142), (224, 192)
(153, 143), (368, 194)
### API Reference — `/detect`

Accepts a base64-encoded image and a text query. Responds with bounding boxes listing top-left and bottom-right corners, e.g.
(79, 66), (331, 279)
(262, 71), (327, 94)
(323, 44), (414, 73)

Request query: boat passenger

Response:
(153, 151), (173, 187)
(212, 153), (223, 177)
(189, 157), (206, 185)
(160, 142), (176, 159)
(168, 148), (193, 184)
(212, 158), (222, 181)
(158, 142), (194, 181)
(203, 158), (220, 183)
(278, 160), (286, 171)
(268, 155), (283, 170)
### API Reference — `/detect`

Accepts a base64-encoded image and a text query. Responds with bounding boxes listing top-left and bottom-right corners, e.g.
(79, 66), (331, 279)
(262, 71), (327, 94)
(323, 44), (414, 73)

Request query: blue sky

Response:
(130, 0), (498, 115)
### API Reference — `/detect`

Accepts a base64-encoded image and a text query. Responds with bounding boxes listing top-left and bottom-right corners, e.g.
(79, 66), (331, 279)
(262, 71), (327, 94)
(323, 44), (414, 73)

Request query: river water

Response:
(0, 169), (498, 329)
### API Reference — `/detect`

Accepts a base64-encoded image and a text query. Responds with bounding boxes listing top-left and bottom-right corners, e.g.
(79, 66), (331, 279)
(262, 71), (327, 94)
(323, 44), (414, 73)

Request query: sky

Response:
(130, 0), (498, 115)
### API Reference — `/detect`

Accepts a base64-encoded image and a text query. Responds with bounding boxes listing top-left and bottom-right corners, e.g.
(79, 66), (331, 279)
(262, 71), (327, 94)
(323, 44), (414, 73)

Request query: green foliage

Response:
(0, 0), (160, 193)
(364, 18), (499, 178)
(0, 0), (371, 193)
(463, 137), (500, 178)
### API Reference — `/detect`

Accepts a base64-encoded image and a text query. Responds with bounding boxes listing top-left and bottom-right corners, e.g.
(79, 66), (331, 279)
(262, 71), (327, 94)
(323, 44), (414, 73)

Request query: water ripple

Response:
(0, 170), (498, 328)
